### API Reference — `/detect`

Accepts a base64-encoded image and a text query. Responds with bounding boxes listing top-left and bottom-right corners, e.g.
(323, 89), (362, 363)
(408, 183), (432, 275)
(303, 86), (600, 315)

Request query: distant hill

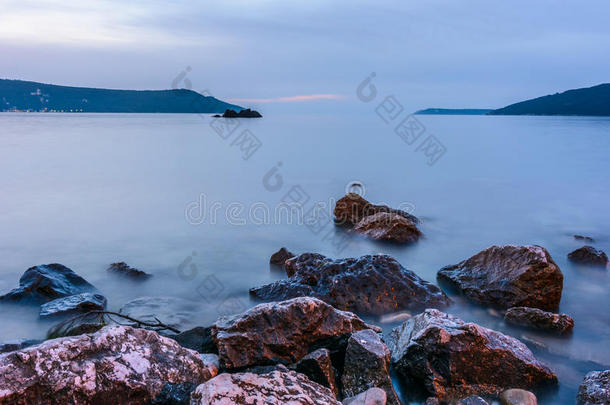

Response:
(415, 108), (493, 115)
(0, 79), (242, 113)
(490, 83), (610, 116)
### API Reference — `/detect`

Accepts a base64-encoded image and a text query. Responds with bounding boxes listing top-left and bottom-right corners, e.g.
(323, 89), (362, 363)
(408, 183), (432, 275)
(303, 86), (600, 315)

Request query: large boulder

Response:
(190, 367), (340, 404)
(39, 292), (107, 318)
(0, 264), (99, 304)
(577, 370), (610, 404)
(250, 253), (450, 316)
(341, 329), (400, 405)
(107, 262), (152, 280)
(388, 309), (557, 400)
(333, 194), (418, 226)
(568, 246), (609, 267)
(352, 212), (421, 243)
(0, 326), (217, 404)
(211, 297), (379, 370)
(504, 307), (574, 334)
(295, 348), (339, 398)
(437, 245), (563, 311)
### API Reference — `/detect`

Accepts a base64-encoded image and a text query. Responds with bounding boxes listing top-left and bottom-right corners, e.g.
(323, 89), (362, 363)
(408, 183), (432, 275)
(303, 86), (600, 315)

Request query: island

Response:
(0, 79), (242, 113)
(213, 108), (262, 118)
(415, 108), (493, 115)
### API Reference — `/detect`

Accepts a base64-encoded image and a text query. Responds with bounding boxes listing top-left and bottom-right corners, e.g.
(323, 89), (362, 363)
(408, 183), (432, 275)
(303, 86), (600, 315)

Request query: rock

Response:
(379, 311), (411, 324)
(0, 326), (216, 404)
(574, 235), (595, 242)
(47, 311), (107, 339)
(191, 368), (339, 404)
(39, 292), (107, 318)
(333, 193), (419, 226)
(0, 339), (42, 354)
(107, 262), (152, 280)
(424, 398), (440, 405)
(295, 348), (339, 398)
(167, 326), (217, 354)
(388, 309), (557, 400)
(504, 307), (574, 334)
(211, 297), (379, 370)
(343, 387), (387, 405)
(568, 246), (609, 267)
(270, 247), (295, 266)
(148, 382), (196, 405)
(353, 212), (422, 243)
(250, 253), (450, 316)
(120, 296), (200, 334)
(437, 245), (563, 311)
(460, 396), (490, 405)
(499, 389), (537, 405)
(341, 329), (400, 405)
(221, 108), (262, 118)
(0, 263), (99, 304)
(577, 370), (610, 404)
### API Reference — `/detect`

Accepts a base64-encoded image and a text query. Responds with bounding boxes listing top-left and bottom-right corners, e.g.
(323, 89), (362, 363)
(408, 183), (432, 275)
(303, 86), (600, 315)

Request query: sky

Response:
(1, 0), (610, 112)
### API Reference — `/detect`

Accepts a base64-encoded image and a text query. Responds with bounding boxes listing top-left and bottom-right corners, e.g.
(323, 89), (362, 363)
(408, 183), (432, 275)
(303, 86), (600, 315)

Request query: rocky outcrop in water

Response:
(334, 194), (418, 226)
(437, 245), (563, 311)
(190, 367), (340, 404)
(295, 348), (339, 398)
(504, 307), (574, 334)
(343, 387), (387, 405)
(568, 246), (609, 267)
(577, 369), (610, 404)
(388, 309), (557, 400)
(269, 247), (295, 266)
(107, 262), (152, 280)
(250, 253), (450, 316)
(39, 292), (107, 318)
(574, 235), (594, 242)
(211, 297), (378, 370)
(0, 326), (217, 404)
(0, 264), (99, 304)
(221, 108), (262, 118)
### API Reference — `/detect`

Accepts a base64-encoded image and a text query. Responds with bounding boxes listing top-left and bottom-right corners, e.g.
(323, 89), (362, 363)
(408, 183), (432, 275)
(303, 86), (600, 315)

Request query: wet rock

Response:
(577, 370), (610, 404)
(343, 387), (387, 405)
(388, 309), (557, 400)
(437, 245), (563, 311)
(505, 307), (574, 334)
(168, 326), (217, 354)
(353, 212), (422, 243)
(460, 396), (490, 405)
(270, 247), (295, 266)
(296, 348), (339, 398)
(341, 329), (400, 405)
(0, 339), (42, 354)
(250, 253), (450, 316)
(211, 297), (379, 370)
(107, 262), (152, 280)
(425, 398), (440, 405)
(120, 296), (200, 334)
(46, 311), (107, 339)
(499, 389), (537, 405)
(574, 235), (595, 243)
(221, 108), (262, 118)
(0, 326), (216, 404)
(39, 292), (107, 318)
(148, 382), (196, 405)
(0, 263), (99, 304)
(568, 246), (609, 267)
(191, 369), (340, 404)
(333, 193), (418, 226)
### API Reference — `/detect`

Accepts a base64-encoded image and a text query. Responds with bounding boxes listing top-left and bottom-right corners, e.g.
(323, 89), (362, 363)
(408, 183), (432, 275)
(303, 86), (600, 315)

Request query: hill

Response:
(489, 83), (610, 116)
(0, 79), (242, 113)
(415, 108), (493, 115)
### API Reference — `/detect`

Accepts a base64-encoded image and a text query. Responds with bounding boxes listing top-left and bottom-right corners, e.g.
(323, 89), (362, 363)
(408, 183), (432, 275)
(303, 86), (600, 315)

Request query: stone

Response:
(341, 329), (400, 405)
(39, 292), (107, 318)
(352, 212), (422, 243)
(499, 389), (537, 405)
(0, 326), (217, 404)
(574, 235), (595, 242)
(0, 263), (99, 304)
(437, 245), (563, 311)
(577, 370), (610, 404)
(504, 307), (574, 334)
(333, 193), (418, 226)
(46, 311), (107, 339)
(568, 246), (609, 267)
(211, 297), (379, 370)
(295, 348), (339, 398)
(167, 326), (217, 354)
(388, 309), (557, 400)
(460, 396), (490, 405)
(0, 339), (42, 355)
(221, 108), (262, 118)
(190, 369), (340, 404)
(120, 296), (200, 334)
(148, 382), (196, 405)
(343, 387), (387, 405)
(107, 262), (152, 280)
(250, 253), (450, 316)
(270, 247), (295, 266)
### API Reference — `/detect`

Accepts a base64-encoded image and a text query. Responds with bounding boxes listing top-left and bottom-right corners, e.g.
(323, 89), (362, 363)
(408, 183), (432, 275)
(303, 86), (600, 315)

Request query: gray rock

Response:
(577, 369), (610, 404)
(505, 307), (574, 334)
(167, 326), (217, 354)
(107, 261), (152, 280)
(39, 292), (107, 318)
(341, 329), (400, 405)
(46, 311), (107, 339)
(343, 387), (387, 405)
(352, 212), (422, 244)
(499, 389), (537, 405)
(296, 348), (339, 398)
(568, 246), (609, 267)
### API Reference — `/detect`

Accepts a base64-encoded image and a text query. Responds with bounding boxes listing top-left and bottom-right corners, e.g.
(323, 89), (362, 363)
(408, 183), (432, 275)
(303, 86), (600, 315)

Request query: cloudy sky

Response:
(1, 0), (609, 111)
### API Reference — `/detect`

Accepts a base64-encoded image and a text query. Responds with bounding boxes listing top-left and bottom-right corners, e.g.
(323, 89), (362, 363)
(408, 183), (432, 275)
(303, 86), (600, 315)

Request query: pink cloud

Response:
(227, 94), (345, 103)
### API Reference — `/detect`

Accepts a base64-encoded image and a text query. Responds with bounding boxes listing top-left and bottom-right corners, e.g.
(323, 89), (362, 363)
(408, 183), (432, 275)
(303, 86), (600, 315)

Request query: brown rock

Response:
(505, 307), (574, 334)
(353, 212), (421, 243)
(107, 262), (151, 280)
(270, 247), (295, 266)
(333, 193), (418, 226)
(499, 388), (537, 405)
(568, 246), (609, 267)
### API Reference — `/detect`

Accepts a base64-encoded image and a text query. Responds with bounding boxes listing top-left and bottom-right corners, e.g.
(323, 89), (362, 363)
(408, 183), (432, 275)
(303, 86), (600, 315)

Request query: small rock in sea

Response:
(211, 296), (379, 370)
(212, 114), (221, 117)
(379, 311), (411, 324)
(250, 253), (450, 316)
(343, 387), (387, 405)
(295, 348), (339, 398)
(568, 246), (609, 267)
(269, 247), (295, 266)
(574, 234), (595, 242)
(39, 292), (107, 318)
(119, 296), (200, 334)
(221, 108), (262, 118)
(190, 369), (340, 404)
(149, 382), (197, 405)
(46, 311), (107, 339)
(438, 245), (564, 311)
(352, 212), (422, 243)
(578, 370), (610, 404)
(0, 338), (42, 354)
(168, 326), (218, 354)
(388, 309), (557, 400)
(333, 193), (419, 226)
(504, 306), (574, 334)
(341, 329), (401, 405)
(0, 263), (99, 304)
(0, 326), (216, 404)
(107, 261), (152, 280)
(499, 388), (537, 405)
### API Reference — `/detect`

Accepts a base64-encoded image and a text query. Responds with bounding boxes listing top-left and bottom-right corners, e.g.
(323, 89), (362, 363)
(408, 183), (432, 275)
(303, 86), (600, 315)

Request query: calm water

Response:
(1, 112), (609, 404)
